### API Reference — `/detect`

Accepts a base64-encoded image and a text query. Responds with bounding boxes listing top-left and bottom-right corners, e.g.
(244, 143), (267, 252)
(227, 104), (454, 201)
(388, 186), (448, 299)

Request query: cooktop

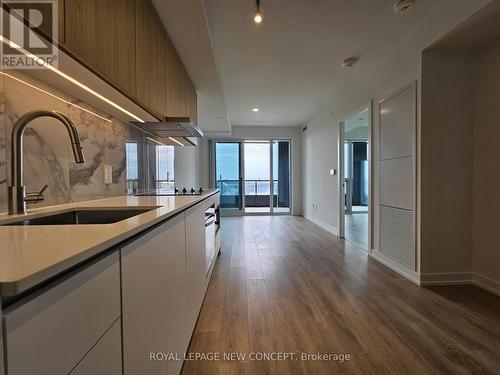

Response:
(133, 187), (204, 196)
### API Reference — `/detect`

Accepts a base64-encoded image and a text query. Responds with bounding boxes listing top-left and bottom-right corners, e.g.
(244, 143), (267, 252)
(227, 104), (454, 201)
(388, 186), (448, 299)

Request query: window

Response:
(156, 145), (175, 190)
(126, 142), (139, 191)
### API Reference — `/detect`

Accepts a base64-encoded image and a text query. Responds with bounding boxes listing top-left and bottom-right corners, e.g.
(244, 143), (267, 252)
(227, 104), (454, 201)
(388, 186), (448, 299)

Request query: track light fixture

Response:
(254, 0), (263, 24)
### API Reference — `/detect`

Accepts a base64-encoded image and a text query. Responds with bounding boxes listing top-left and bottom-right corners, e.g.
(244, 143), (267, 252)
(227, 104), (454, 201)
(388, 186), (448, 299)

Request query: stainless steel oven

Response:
(215, 204), (221, 253)
(205, 205), (216, 276)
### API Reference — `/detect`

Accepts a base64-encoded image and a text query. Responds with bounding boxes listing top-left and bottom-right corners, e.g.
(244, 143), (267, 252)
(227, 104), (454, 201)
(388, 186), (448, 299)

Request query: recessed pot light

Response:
(252, 107), (260, 112)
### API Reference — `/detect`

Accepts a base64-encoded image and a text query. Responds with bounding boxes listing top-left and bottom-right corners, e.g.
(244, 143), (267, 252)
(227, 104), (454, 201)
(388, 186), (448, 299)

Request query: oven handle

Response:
(215, 206), (220, 225)
(205, 214), (216, 227)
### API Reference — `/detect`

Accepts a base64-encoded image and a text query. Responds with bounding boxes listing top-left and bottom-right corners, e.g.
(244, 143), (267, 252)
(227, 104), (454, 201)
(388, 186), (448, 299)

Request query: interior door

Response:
(214, 142), (243, 213)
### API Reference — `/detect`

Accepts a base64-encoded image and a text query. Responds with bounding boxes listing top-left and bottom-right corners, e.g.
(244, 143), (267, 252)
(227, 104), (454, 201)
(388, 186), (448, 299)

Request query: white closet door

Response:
(379, 83), (416, 270)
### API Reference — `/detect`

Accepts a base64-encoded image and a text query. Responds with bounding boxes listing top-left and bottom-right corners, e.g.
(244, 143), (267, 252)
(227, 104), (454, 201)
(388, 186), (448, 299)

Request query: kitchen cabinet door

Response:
(121, 213), (186, 375)
(165, 219), (188, 375)
(185, 77), (198, 124)
(64, 0), (137, 95)
(3, 252), (120, 375)
(0, 309), (4, 375)
(69, 318), (122, 375)
(135, 0), (167, 118)
(166, 35), (187, 118)
(185, 201), (207, 337)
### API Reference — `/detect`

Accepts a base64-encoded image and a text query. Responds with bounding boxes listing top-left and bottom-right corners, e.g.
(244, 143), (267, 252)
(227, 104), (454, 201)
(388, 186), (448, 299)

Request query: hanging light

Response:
(254, 0), (263, 23)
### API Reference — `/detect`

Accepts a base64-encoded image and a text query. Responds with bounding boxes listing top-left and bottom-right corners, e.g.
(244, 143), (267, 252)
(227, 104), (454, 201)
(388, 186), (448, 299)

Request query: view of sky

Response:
(215, 142), (279, 182)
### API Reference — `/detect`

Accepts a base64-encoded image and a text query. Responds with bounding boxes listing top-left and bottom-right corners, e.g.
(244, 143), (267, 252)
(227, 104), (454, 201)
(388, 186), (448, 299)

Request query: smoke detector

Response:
(342, 57), (358, 68)
(394, 0), (416, 15)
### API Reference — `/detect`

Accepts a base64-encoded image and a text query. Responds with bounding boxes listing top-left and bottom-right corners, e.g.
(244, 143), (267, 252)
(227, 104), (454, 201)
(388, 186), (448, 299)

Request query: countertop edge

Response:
(0, 191), (219, 297)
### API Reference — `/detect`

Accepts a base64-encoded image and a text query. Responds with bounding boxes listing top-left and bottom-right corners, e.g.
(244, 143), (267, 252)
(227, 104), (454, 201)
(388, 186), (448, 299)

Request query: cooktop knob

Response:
(199, 187), (204, 193)
(191, 187), (196, 194)
(174, 187), (179, 194)
(182, 187), (187, 194)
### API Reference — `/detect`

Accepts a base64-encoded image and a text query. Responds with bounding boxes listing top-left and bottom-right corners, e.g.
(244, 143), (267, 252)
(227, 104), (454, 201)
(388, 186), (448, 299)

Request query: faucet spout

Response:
(8, 110), (85, 214)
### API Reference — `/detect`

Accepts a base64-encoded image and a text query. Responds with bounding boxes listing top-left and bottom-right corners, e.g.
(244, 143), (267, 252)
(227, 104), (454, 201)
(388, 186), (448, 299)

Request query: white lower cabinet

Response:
(185, 201), (208, 339)
(1, 193), (220, 375)
(2, 252), (121, 375)
(0, 309), (4, 375)
(121, 212), (187, 375)
(70, 318), (122, 375)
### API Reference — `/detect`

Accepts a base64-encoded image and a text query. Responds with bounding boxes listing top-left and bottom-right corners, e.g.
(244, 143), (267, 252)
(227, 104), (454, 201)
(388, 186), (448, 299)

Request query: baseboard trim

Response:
(420, 272), (473, 286)
(370, 250), (420, 285)
(397, 270), (500, 296)
(302, 219), (500, 297)
(303, 215), (339, 236)
(473, 273), (500, 296)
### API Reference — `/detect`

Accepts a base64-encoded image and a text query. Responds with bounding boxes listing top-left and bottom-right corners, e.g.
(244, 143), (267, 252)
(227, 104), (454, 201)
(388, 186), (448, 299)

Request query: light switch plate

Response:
(329, 169), (336, 175)
(104, 164), (113, 184)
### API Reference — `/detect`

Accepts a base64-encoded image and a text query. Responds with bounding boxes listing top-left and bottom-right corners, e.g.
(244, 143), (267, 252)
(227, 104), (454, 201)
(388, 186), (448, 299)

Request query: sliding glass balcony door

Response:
(244, 141), (272, 213)
(215, 142), (243, 211)
(213, 139), (291, 215)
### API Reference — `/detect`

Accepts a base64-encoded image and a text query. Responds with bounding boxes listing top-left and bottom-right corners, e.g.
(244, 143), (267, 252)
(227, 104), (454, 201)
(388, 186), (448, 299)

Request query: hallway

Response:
(345, 213), (368, 250)
(182, 216), (500, 374)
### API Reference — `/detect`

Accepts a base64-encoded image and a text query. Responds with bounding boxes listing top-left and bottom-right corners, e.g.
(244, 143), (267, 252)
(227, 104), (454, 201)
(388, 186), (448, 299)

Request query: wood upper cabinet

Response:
(166, 35), (186, 118)
(61, 0), (195, 123)
(63, 0), (137, 95)
(166, 35), (198, 122)
(185, 76), (198, 124)
(135, 0), (167, 118)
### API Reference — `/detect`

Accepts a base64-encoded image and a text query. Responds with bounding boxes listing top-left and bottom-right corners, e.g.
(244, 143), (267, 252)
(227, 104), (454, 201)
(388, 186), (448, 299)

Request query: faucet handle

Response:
(25, 184), (48, 204)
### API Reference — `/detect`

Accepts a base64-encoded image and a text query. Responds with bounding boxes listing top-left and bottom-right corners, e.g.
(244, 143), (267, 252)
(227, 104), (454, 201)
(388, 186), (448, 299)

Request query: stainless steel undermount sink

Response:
(1, 208), (158, 226)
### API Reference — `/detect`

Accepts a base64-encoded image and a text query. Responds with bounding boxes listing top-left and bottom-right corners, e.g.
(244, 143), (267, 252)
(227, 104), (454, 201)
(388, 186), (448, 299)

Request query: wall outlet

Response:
(329, 169), (336, 175)
(104, 164), (113, 184)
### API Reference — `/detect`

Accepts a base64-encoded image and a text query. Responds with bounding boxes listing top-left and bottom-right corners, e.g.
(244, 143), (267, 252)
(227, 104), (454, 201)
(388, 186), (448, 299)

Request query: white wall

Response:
(174, 146), (201, 188)
(420, 50), (474, 276)
(302, 109), (340, 233)
(301, 2), (489, 263)
(231, 126), (303, 215)
(416, 40), (500, 294)
(302, 61), (421, 246)
(472, 40), (500, 292)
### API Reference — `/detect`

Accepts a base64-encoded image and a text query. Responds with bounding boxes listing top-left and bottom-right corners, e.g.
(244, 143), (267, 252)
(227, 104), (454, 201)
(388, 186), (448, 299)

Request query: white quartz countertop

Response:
(0, 190), (219, 296)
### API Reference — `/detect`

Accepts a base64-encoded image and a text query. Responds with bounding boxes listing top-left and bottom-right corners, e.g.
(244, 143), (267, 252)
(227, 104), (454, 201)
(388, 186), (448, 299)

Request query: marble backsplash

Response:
(0, 70), (149, 213)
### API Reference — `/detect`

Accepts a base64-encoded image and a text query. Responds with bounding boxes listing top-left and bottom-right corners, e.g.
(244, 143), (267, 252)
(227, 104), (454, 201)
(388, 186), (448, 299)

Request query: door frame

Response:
(338, 100), (373, 251)
(210, 139), (245, 216)
(209, 138), (293, 216)
(270, 139), (292, 216)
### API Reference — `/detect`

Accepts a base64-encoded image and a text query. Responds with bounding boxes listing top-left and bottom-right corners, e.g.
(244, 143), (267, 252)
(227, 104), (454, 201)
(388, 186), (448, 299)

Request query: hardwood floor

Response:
(182, 216), (500, 375)
(345, 213), (368, 250)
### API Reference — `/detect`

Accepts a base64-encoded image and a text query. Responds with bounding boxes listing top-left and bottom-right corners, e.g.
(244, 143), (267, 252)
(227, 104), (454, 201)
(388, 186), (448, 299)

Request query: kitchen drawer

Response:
(69, 318), (122, 375)
(3, 252), (120, 375)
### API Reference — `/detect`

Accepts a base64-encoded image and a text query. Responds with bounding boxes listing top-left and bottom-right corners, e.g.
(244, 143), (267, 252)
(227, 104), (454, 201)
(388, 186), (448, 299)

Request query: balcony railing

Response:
(217, 179), (289, 208)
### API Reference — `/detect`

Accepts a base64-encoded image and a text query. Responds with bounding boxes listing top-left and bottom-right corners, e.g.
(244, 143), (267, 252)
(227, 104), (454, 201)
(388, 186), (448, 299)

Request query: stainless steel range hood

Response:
(131, 119), (203, 146)
(131, 120), (203, 138)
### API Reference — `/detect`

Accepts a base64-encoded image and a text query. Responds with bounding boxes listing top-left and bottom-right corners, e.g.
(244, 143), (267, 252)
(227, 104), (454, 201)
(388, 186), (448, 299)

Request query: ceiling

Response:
(427, 1), (500, 53)
(154, 0), (491, 130)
